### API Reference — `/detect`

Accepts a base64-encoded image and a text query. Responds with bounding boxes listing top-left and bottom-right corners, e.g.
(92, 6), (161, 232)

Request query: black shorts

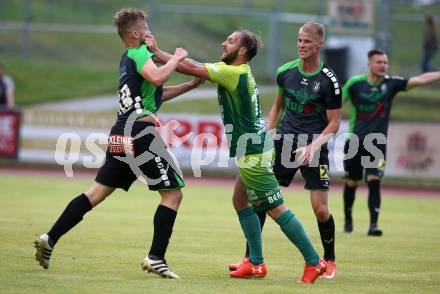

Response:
(343, 138), (387, 181)
(95, 120), (185, 191)
(273, 138), (330, 191)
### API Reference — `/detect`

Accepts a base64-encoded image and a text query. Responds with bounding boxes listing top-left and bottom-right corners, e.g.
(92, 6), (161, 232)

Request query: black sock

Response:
(343, 184), (356, 223)
(367, 180), (381, 228)
(148, 205), (177, 260)
(245, 210), (266, 257)
(47, 193), (92, 247)
(317, 214), (335, 261)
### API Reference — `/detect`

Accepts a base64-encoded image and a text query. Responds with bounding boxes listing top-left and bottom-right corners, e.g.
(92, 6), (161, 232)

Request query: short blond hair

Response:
(113, 8), (146, 39)
(300, 22), (326, 41)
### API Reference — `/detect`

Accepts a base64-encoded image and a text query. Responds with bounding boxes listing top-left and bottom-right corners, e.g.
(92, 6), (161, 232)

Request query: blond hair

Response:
(300, 22), (326, 41)
(113, 8), (146, 39)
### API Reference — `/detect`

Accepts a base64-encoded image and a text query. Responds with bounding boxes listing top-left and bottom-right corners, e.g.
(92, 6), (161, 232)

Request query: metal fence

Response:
(1, 0), (439, 79)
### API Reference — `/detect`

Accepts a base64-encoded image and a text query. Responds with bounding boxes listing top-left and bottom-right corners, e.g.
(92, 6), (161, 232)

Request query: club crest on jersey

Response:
(313, 81), (320, 92)
(381, 84), (387, 92)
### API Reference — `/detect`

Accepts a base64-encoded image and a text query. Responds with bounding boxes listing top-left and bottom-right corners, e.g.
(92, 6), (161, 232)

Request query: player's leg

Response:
(149, 188), (183, 260)
(228, 132), (294, 272)
(142, 187), (183, 279)
(366, 175), (383, 236)
(34, 182), (115, 269)
(343, 139), (363, 233)
(301, 148), (335, 279)
(136, 123), (186, 278)
(267, 203), (325, 284)
(236, 150), (324, 282)
(309, 190), (336, 279)
(229, 176), (266, 278)
(343, 179), (358, 232)
(229, 176), (266, 271)
(365, 141), (386, 236)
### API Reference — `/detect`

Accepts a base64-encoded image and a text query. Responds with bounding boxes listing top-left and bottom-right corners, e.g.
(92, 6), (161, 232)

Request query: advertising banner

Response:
(20, 109), (440, 178)
(328, 0), (374, 34)
(0, 110), (20, 159)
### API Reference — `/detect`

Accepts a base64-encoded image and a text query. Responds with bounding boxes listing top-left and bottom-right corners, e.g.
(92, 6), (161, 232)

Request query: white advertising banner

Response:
(386, 122), (440, 178)
(19, 109), (440, 178)
(328, 0), (374, 34)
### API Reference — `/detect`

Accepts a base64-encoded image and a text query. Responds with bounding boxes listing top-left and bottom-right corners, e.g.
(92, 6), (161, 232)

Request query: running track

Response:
(1, 167), (439, 198)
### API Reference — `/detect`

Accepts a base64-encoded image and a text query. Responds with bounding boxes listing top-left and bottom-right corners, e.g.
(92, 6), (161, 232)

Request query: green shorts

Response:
(237, 150), (284, 212)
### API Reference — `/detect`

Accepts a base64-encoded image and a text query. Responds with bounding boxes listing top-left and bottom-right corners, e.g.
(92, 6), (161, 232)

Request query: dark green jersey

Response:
(205, 62), (268, 157)
(342, 74), (408, 139)
(276, 58), (342, 139)
(117, 44), (163, 120)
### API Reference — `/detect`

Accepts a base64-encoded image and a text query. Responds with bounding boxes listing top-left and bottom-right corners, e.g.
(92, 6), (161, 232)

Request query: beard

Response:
(221, 49), (239, 64)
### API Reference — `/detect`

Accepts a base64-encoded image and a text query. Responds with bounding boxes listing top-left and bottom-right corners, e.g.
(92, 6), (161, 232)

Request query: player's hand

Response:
(174, 47), (188, 61)
(145, 32), (157, 52)
(293, 144), (313, 166)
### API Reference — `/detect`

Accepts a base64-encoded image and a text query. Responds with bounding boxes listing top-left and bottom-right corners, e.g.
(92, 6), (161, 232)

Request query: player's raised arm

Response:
(406, 71), (440, 90)
(145, 34), (211, 80)
(140, 47), (188, 87)
(162, 77), (204, 101)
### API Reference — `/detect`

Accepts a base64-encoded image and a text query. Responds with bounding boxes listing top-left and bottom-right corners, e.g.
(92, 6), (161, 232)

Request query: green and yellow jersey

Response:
(205, 62), (268, 157)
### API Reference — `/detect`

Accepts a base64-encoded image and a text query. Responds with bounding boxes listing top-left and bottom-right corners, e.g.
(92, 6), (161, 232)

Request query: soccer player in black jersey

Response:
(230, 22), (341, 280)
(34, 8), (202, 279)
(342, 49), (440, 236)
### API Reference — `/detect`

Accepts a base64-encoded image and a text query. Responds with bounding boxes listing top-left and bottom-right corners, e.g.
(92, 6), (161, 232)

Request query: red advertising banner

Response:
(0, 110), (21, 158)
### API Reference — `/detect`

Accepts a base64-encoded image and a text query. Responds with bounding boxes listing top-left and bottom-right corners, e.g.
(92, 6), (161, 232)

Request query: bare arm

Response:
(313, 108), (341, 148)
(6, 89), (14, 109)
(140, 47), (188, 87)
(406, 71), (440, 90)
(146, 35), (211, 80)
(156, 48), (211, 80)
(267, 93), (285, 134)
(162, 77), (203, 101)
(297, 108), (341, 166)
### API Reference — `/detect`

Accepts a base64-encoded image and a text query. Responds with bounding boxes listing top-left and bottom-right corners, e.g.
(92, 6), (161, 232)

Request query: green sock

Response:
(275, 209), (319, 266)
(238, 207), (263, 265)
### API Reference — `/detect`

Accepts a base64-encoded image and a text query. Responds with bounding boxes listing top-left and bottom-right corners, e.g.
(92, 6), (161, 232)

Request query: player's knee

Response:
(232, 193), (249, 211)
(366, 175), (380, 183)
(85, 183), (114, 207)
(346, 179), (358, 188)
(159, 188), (183, 209)
(313, 206), (329, 222)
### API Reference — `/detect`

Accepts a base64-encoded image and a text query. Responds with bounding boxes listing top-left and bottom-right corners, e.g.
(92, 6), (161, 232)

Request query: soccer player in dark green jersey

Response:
(342, 49), (440, 236)
(264, 22), (341, 280)
(34, 8), (202, 279)
(147, 30), (327, 283)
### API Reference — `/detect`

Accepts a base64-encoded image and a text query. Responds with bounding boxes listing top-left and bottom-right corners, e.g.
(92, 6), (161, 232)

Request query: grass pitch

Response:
(1, 173), (439, 293)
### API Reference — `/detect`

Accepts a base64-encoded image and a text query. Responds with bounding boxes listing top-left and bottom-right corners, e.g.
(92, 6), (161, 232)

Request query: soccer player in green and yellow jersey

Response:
(342, 49), (440, 236)
(147, 30), (327, 283)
